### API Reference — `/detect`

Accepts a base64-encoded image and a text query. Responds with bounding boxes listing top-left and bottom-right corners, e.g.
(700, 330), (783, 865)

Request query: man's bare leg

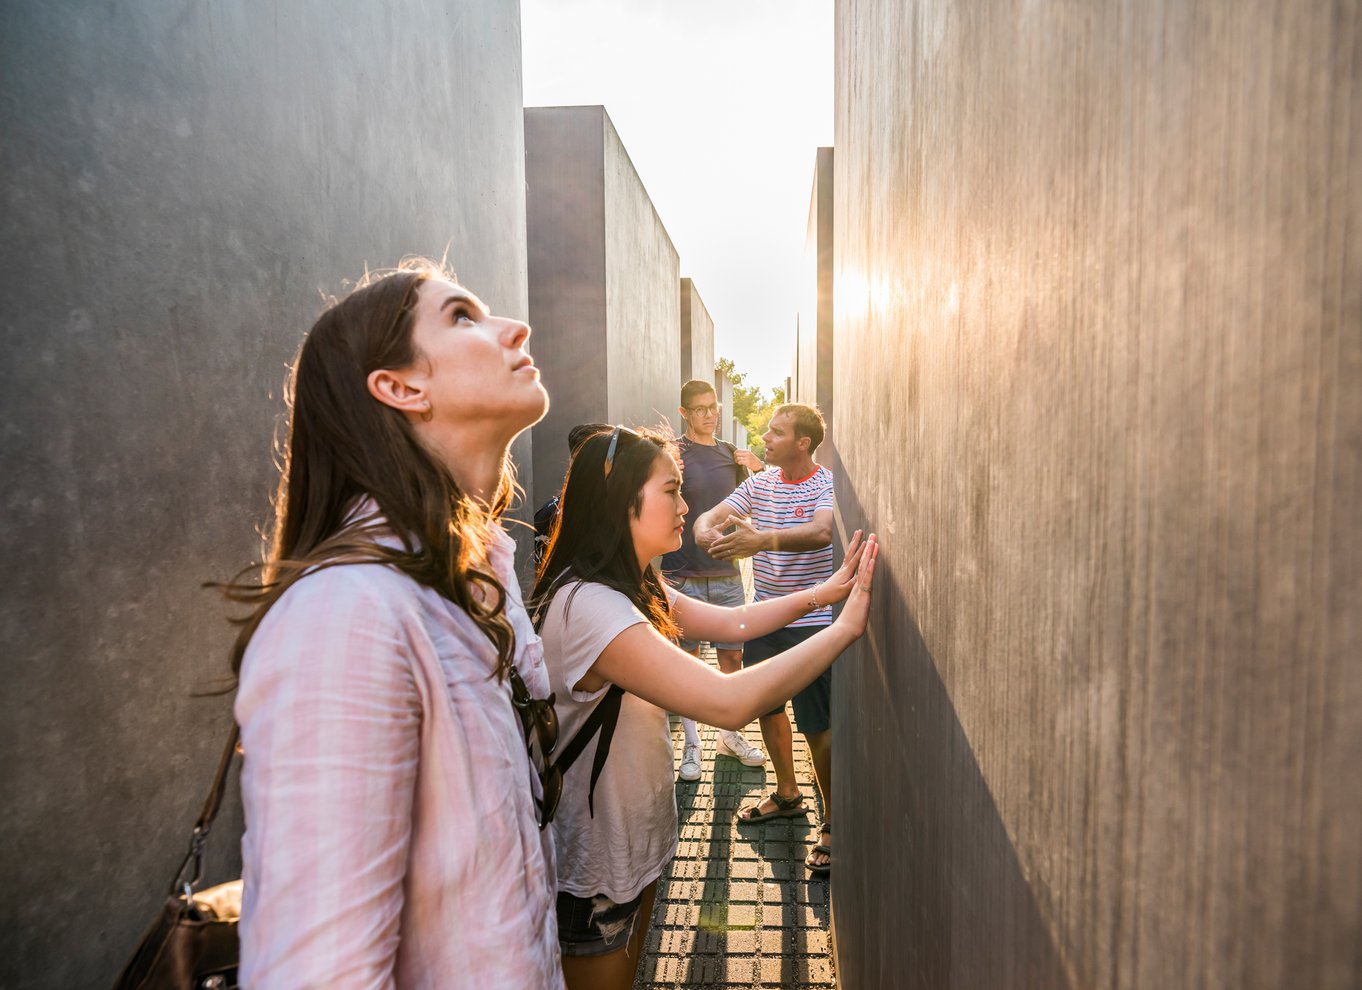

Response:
(674, 648), (703, 780)
(737, 710), (801, 821)
(804, 728), (832, 868)
(715, 647), (743, 675)
(713, 647), (766, 763)
(677, 713), (701, 780)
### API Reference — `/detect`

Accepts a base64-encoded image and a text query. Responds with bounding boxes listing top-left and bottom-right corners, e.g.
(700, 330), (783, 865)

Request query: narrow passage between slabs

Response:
(634, 645), (837, 990)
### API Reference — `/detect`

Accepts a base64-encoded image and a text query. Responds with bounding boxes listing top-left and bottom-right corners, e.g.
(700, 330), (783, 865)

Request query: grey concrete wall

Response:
(525, 106), (609, 506)
(713, 372), (736, 444)
(731, 419), (750, 451)
(831, 2), (1361, 989)
(603, 113), (681, 429)
(0, 3), (529, 986)
(679, 277), (715, 387)
(526, 106), (680, 505)
(796, 147), (834, 433)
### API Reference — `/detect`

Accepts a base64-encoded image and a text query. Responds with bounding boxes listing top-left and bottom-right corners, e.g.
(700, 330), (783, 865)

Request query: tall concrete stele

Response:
(0, 2), (531, 985)
(794, 146), (834, 443)
(712, 370), (735, 445)
(731, 419), (750, 452)
(680, 278), (716, 384)
(678, 277), (715, 436)
(830, 1), (1361, 988)
(524, 106), (682, 506)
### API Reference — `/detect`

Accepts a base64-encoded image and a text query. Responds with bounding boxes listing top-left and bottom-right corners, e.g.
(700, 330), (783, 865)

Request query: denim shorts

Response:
(743, 625), (833, 734)
(668, 574), (746, 651)
(557, 888), (646, 958)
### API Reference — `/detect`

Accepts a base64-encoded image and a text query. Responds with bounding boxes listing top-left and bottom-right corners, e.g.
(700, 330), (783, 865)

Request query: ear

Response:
(367, 368), (427, 416)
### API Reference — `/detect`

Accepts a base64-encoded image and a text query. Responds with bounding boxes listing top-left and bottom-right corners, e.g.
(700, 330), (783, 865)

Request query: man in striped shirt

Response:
(694, 403), (838, 874)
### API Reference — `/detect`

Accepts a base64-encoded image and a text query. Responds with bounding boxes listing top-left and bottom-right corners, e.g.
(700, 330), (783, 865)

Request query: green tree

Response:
(715, 358), (784, 460)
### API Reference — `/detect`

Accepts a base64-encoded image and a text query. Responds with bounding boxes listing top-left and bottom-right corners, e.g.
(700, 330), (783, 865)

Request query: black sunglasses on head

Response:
(603, 425), (642, 481)
(507, 664), (562, 829)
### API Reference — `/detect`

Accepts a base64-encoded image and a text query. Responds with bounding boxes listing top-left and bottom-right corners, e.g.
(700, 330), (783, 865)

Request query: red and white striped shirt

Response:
(720, 465), (836, 629)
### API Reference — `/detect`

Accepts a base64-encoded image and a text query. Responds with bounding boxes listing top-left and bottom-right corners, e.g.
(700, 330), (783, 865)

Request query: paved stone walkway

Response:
(634, 700), (836, 989)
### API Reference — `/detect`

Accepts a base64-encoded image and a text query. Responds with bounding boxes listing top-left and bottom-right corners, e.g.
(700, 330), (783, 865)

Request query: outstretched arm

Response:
(576, 536), (879, 729)
(693, 501), (736, 553)
(672, 531), (865, 643)
(707, 507), (834, 560)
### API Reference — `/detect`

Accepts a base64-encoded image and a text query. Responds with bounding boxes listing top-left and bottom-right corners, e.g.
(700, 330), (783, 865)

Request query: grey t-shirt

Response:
(662, 436), (748, 579)
(538, 581), (679, 901)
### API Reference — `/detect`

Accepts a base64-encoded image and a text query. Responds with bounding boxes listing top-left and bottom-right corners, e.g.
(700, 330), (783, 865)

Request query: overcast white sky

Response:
(521, 0), (833, 395)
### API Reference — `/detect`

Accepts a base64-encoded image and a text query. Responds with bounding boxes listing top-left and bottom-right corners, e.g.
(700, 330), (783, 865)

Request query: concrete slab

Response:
(831, 0), (1362, 986)
(680, 279), (716, 388)
(794, 147), (833, 431)
(0, 2), (529, 983)
(712, 373), (735, 445)
(526, 105), (681, 505)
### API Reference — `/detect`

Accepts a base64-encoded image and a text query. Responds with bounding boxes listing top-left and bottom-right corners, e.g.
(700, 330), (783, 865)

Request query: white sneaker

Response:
(678, 742), (703, 781)
(716, 731), (767, 767)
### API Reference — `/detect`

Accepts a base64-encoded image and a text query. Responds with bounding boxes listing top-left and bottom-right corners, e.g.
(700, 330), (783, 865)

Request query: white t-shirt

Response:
(538, 580), (679, 902)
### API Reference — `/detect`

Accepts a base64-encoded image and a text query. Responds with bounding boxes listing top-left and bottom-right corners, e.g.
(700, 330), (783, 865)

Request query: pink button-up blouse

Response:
(234, 524), (563, 989)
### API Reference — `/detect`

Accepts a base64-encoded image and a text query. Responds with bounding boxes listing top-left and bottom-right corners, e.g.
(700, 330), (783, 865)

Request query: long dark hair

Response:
(531, 426), (680, 642)
(219, 260), (518, 679)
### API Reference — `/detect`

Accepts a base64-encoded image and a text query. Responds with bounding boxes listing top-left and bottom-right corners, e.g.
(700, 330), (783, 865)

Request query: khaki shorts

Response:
(668, 574), (746, 651)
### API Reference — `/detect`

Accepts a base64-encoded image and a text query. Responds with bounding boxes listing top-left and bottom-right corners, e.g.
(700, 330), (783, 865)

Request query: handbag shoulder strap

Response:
(196, 724), (241, 833)
(550, 685), (624, 818)
(169, 724), (240, 896)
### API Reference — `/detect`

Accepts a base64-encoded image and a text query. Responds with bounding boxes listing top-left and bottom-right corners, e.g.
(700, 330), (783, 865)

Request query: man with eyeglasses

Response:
(661, 379), (768, 780)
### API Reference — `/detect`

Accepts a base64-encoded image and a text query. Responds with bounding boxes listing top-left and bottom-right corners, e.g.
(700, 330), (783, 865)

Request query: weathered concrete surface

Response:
(831, 2), (1362, 989)
(526, 106), (681, 505)
(680, 278), (716, 388)
(713, 372), (736, 444)
(0, 3), (529, 986)
(678, 276), (717, 440)
(731, 418), (750, 451)
(795, 147), (834, 435)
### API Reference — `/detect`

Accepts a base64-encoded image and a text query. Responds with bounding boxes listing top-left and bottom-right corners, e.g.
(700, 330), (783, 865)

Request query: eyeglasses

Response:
(603, 425), (641, 481)
(508, 664), (562, 828)
(685, 403), (721, 417)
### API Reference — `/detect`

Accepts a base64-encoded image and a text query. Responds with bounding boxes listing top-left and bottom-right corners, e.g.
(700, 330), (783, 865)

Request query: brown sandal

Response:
(736, 790), (807, 824)
(805, 821), (831, 875)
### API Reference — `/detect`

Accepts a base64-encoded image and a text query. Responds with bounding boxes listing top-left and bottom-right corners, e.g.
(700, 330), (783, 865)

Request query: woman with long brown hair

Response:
(532, 426), (877, 990)
(225, 262), (563, 987)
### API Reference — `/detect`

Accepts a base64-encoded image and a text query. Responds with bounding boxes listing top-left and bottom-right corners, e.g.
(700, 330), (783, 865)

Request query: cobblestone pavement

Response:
(634, 705), (836, 989)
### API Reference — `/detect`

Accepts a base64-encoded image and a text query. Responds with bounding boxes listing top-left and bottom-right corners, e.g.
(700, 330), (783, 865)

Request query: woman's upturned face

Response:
(630, 452), (688, 563)
(404, 278), (548, 435)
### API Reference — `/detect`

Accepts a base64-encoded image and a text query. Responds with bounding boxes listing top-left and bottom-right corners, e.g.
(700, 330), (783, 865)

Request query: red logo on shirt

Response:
(794, 507), (806, 518)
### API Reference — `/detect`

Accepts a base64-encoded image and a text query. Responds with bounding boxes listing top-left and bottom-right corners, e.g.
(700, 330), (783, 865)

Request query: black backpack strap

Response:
(550, 685), (625, 817)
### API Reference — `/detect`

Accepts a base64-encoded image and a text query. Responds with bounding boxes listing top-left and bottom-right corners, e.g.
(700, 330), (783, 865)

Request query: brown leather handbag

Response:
(112, 727), (242, 990)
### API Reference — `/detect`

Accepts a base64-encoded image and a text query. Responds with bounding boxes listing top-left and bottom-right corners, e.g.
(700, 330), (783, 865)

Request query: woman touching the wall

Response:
(532, 425), (878, 990)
